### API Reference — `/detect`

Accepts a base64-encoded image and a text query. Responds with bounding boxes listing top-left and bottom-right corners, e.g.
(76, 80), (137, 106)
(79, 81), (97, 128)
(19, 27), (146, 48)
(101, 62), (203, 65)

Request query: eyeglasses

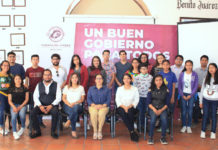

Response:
(56, 71), (59, 77)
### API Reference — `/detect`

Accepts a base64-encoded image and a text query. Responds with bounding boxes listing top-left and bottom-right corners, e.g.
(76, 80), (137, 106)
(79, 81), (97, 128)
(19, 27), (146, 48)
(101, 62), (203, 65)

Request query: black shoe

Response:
(130, 131), (139, 142)
(160, 137), (168, 145)
(30, 131), (41, 139)
(40, 123), (46, 128)
(133, 132), (139, 142)
(147, 137), (154, 145)
(51, 132), (58, 139)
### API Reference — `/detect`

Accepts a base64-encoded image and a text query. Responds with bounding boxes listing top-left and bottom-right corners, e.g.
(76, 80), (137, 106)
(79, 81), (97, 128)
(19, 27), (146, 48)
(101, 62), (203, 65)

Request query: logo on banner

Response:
(48, 26), (64, 42)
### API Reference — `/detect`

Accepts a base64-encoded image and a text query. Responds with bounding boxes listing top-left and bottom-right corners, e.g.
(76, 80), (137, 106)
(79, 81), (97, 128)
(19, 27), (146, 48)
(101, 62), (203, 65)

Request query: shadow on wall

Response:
(66, 0), (151, 16)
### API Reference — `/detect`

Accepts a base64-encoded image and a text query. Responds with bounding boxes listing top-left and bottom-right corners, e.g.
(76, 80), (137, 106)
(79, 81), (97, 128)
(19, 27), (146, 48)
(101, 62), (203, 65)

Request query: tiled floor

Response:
(0, 119), (217, 150)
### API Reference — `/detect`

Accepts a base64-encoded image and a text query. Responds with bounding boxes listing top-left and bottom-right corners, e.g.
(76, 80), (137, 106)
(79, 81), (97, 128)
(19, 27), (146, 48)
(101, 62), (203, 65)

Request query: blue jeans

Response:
(149, 109), (167, 137)
(10, 104), (27, 132)
(137, 97), (147, 127)
(0, 94), (10, 128)
(64, 104), (82, 131)
(169, 88), (178, 113)
(181, 93), (194, 127)
(201, 98), (217, 133)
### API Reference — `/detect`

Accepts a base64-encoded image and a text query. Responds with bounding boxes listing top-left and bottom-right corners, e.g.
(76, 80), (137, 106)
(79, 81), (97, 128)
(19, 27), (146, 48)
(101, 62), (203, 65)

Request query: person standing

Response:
(171, 55), (184, 118)
(194, 55), (209, 124)
(159, 60), (177, 113)
(115, 50), (131, 89)
(0, 60), (13, 135)
(102, 50), (116, 110)
(7, 51), (25, 80)
(134, 64), (152, 129)
(87, 56), (107, 88)
(178, 60), (198, 134)
(199, 63), (218, 139)
(138, 53), (152, 73)
(25, 55), (45, 127)
(125, 58), (140, 82)
(150, 53), (165, 77)
(50, 54), (67, 90)
(66, 54), (88, 92)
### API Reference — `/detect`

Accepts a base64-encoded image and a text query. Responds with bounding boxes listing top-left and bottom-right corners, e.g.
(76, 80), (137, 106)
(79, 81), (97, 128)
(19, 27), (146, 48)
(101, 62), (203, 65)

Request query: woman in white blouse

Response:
(199, 63), (218, 139)
(62, 73), (85, 138)
(115, 73), (140, 142)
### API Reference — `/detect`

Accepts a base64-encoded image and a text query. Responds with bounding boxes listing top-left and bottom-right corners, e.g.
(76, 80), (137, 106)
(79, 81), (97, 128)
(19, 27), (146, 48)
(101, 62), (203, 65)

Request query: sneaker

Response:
(134, 123), (137, 129)
(13, 132), (20, 140)
(156, 128), (161, 132)
(147, 137), (154, 145)
(187, 127), (192, 133)
(210, 132), (216, 139)
(87, 124), (90, 130)
(160, 137), (168, 145)
(180, 126), (187, 133)
(76, 122), (81, 128)
(130, 131), (139, 142)
(0, 129), (9, 135)
(200, 131), (206, 138)
(17, 128), (25, 136)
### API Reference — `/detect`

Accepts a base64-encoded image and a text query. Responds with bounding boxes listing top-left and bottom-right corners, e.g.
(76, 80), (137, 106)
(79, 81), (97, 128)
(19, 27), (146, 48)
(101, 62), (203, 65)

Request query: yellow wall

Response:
(67, 0), (151, 16)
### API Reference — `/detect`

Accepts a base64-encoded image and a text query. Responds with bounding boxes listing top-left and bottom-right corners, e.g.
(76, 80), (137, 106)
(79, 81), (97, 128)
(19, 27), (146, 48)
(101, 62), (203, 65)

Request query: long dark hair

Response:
(154, 53), (166, 67)
(129, 58), (140, 72)
(122, 73), (133, 85)
(182, 60), (193, 72)
(70, 54), (83, 70)
(89, 56), (103, 71)
(68, 72), (80, 88)
(150, 74), (167, 91)
(204, 63), (218, 85)
(0, 60), (10, 75)
(138, 53), (150, 65)
(11, 74), (24, 88)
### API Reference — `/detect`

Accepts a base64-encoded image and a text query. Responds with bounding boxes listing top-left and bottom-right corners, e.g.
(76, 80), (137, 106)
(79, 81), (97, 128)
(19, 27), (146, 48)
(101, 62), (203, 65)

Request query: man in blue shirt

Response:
(7, 51), (25, 80)
(115, 50), (131, 90)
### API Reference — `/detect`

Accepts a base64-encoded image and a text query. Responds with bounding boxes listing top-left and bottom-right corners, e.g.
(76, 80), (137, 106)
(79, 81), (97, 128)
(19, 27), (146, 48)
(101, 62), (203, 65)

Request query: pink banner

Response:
(74, 23), (178, 66)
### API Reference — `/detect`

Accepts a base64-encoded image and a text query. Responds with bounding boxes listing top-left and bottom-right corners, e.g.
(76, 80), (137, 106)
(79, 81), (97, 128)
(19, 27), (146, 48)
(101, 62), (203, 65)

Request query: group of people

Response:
(0, 50), (217, 145)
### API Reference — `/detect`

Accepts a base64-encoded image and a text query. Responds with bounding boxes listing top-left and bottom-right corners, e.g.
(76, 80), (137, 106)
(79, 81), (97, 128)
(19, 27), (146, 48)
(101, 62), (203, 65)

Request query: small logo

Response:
(48, 26), (64, 42)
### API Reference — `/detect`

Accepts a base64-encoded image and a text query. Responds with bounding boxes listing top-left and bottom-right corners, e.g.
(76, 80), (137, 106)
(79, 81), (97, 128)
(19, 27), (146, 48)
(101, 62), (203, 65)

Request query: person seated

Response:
(87, 74), (111, 140)
(147, 75), (170, 145)
(115, 73), (140, 142)
(29, 69), (61, 139)
(8, 75), (29, 140)
(62, 73), (85, 138)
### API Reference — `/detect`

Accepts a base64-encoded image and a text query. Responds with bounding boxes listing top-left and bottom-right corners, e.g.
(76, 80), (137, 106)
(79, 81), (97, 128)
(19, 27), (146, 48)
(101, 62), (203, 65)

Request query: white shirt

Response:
(33, 80), (62, 106)
(171, 64), (184, 88)
(115, 85), (139, 108)
(183, 72), (192, 94)
(63, 85), (85, 104)
(49, 66), (67, 87)
(199, 78), (218, 104)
